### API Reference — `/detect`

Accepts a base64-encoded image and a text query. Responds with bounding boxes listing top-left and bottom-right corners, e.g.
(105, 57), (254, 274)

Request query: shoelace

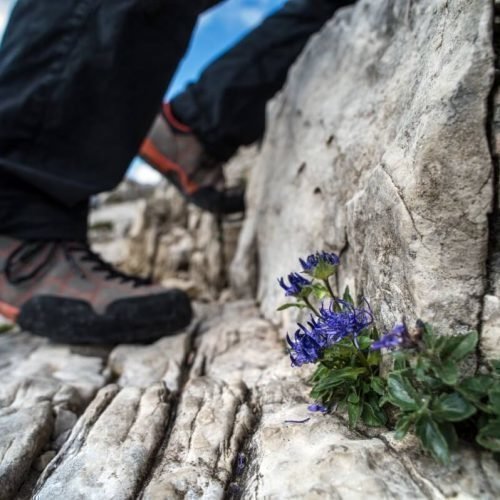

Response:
(4, 240), (151, 287)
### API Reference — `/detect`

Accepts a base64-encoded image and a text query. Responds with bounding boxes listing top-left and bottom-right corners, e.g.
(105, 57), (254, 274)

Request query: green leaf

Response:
(367, 349), (381, 367)
(457, 375), (493, 402)
(342, 286), (354, 305)
(356, 335), (372, 351)
(348, 400), (362, 427)
(431, 393), (476, 422)
(311, 283), (329, 300)
(477, 419), (500, 452)
(432, 359), (459, 385)
(490, 360), (500, 375)
(438, 422), (458, 450)
(422, 323), (438, 349)
(415, 415), (450, 465)
(488, 387), (500, 415)
(276, 303), (306, 311)
(312, 367), (367, 391)
(370, 377), (386, 396)
(361, 399), (387, 427)
(393, 354), (408, 372)
(394, 415), (413, 440)
(386, 374), (420, 411)
(347, 390), (360, 404)
(414, 357), (432, 381)
(441, 331), (478, 362)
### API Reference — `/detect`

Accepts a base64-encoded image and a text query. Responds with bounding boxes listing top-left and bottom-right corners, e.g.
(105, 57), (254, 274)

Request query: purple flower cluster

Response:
(307, 403), (328, 413)
(286, 317), (326, 366)
(371, 323), (408, 350)
(318, 300), (373, 345)
(299, 251), (340, 273)
(278, 272), (311, 297)
(286, 300), (373, 366)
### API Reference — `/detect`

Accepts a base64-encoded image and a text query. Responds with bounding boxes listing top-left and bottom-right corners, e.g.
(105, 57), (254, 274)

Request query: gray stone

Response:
(108, 328), (195, 392)
(480, 295), (500, 360)
(89, 164), (248, 299)
(34, 384), (171, 500)
(233, 0), (494, 335)
(52, 408), (78, 442)
(0, 340), (107, 412)
(0, 403), (53, 500)
(33, 451), (57, 473)
(141, 377), (254, 500)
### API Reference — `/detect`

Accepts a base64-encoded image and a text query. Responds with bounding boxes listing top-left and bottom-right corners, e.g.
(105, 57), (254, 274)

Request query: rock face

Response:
(89, 149), (254, 301)
(232, 0), (495, 339)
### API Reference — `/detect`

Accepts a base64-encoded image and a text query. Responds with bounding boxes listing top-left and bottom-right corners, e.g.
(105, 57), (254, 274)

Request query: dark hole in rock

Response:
(297, 162), (306, 175)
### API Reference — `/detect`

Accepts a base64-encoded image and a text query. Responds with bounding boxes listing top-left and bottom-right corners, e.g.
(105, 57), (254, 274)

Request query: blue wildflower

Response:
(286, 301), (373, 366)
(317, 299), (373, 345)
(307, 403), (328, 413)
(278, 272), (312, 297)
(299, 251), (340, 279)
(286, 318), (326, 366)
(371, 323), (408, 350)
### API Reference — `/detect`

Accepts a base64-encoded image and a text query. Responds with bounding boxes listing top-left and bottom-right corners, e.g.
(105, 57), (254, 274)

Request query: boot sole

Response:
(14, 291), (192, 345)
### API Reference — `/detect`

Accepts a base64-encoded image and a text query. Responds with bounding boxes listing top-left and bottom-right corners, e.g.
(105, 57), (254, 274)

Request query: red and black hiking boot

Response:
(0, 236), (192, 344)
(139, 103), (245, 215)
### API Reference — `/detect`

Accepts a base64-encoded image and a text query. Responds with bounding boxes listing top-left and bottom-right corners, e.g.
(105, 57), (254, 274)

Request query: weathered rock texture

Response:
(2, 303), (496, 499)
(90, 148), (253, 301)
(232, 0), (495, 340)
(481, 1), (500, 361)
(2, 0), (500, 499)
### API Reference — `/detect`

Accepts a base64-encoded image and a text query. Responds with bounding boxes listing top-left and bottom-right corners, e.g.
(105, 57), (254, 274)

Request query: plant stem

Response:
(323, 278), (336, 301)
(304, 296), (321, 317)
(352, 339), (370, 371)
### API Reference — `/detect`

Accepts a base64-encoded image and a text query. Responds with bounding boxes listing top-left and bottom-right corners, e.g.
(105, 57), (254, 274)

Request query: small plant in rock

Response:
(278, 251), (500, 465)
(278, 252), (387, 427)
(377, 322), (500, 464)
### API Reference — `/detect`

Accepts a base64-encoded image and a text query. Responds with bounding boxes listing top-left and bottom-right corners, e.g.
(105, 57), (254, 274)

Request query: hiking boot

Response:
(139, 103), (245, 215)
(0, 236), (192, 344)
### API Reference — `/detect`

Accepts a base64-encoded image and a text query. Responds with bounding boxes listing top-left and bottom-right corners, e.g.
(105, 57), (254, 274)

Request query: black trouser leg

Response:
(0, 0), (206, 240)
(171, 0), (356, 161)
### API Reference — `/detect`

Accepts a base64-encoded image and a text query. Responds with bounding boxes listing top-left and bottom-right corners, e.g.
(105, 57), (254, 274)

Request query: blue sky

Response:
(167, 0), (285, 99)
(0, 0), (285, 183)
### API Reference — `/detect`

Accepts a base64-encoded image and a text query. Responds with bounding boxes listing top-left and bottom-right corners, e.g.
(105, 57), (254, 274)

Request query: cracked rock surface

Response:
(232, 0), (495, 336)
(1, 303), (499, 499)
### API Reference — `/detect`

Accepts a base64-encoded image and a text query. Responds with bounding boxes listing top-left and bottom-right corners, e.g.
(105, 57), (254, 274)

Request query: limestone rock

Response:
(480, 295), (500, 361)
(0, 403), (53, 500)
(108, 328), (195, 391)
(89, 160), (248, 299)
(234, 0), (494, 334)
(482, 5), (500, 362)
(0, 337), (107, 412)
(236, 403), (500, 500)
(142, 377), (254, 500)
(34, 384), (171, 500)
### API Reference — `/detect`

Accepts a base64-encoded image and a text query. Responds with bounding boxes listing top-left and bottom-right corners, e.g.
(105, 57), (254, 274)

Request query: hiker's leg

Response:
(0, 0), (209, 240)
(0, 0), (225, 342)
(171, 0), (357, 161)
